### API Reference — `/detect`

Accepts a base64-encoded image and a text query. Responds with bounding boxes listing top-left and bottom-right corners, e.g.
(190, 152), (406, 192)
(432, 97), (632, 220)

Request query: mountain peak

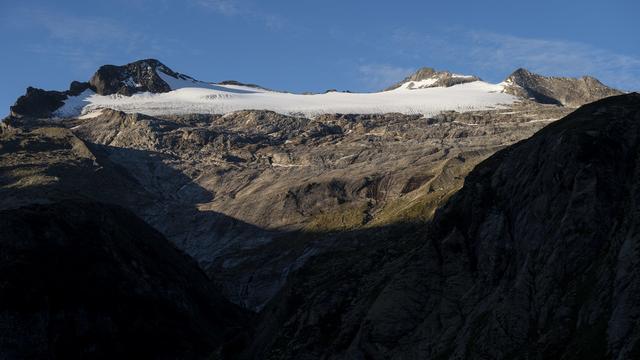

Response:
(385, 67), (480, 91)
(504, 68), (622, 106)
(89, 58), (181, 96)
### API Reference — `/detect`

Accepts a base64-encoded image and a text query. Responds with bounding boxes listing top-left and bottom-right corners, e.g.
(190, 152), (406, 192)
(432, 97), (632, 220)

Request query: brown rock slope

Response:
(247, 93), (640, 359)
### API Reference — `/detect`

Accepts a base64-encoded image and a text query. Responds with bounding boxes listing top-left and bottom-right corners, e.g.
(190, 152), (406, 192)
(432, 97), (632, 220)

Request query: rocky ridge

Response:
(89, 58), (182, 95)
(10, 59), (196, 118)
(9, 59), (622, 120)
(385, 67), (481, 91)
(504, 67), (623, 106)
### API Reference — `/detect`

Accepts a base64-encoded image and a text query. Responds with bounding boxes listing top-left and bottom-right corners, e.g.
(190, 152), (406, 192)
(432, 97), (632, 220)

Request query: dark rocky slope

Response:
(248, 93), (640, 359)
(0, 200), (250, 359)
(89, 58), (183, 95)
(9, 82), (91, 118)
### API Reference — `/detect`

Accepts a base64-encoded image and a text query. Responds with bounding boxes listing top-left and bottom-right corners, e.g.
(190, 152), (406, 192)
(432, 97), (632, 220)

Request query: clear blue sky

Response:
(1, 0), (639, 116)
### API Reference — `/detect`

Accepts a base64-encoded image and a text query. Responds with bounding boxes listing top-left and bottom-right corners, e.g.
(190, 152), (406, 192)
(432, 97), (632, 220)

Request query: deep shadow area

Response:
(0, 200), (251, 359)
(241, 93), (640, 359)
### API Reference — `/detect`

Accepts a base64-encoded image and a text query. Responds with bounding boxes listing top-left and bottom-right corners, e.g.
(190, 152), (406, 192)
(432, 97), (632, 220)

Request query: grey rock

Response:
(504, 68), (623, 106)
(67, 80), (91, 96)
(10, 81), (91, 118)
(9, 86), (67, 118)
(89, 58), (184, 95)
(385, 67), (480, 91)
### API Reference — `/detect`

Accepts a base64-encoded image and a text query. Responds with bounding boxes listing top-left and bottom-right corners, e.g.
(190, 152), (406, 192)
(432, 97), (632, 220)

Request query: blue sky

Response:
(1, 0), (639, 115)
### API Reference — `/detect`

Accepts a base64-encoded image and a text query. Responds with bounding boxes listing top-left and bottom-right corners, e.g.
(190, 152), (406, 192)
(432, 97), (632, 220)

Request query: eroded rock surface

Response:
(0, 102), (575, 310)
(247, 93), (640, 360)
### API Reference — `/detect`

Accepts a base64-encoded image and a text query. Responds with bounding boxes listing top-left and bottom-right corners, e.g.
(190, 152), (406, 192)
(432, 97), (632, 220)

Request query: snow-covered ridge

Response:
(54, 69), (517, 119)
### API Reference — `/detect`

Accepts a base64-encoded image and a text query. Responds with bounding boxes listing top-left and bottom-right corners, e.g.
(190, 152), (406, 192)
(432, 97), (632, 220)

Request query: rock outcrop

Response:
(9, 80), (91, 118)
(247, 93), (640, 359)
(10, 86), (69, 118)
(385, 67), (481, 91)
(504, 68), (623, 106)
(9, 59), (191, 118)
(0, 200), (250, 359)
(89, 58), (181, 95)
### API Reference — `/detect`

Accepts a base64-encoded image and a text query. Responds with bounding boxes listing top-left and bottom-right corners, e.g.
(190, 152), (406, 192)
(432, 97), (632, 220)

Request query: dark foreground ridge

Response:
(0, 201), (250, 359)
(244, 93), (640, 359)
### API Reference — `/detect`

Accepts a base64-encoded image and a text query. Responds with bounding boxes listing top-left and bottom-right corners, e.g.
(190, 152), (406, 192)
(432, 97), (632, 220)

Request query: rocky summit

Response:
(1, 58), (637, 359)
(504, 68), (623, 106)
(384, 67), (481, 91)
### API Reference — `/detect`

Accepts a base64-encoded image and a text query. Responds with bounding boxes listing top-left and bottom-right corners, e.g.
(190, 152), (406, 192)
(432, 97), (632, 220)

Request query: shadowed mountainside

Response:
(244, 93), (640, 359)
(0, 200), (250, 359)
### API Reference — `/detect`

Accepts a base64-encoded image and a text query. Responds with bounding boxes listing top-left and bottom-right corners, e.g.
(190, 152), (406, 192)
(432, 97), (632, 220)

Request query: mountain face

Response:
(1, 58), (636, 359)
(89, 58), (180, 95)
(0, 200), (250, 359)
(1, 59), (623, 312)
(385, 67), (481, 91)
(1, 101), (573, 310)
(9, 60), (622, 120)
(246, 93), (640, 359)
(9, 59), (191, 118)
(504, 68), (623, 106)
(9, 82), (92, 118)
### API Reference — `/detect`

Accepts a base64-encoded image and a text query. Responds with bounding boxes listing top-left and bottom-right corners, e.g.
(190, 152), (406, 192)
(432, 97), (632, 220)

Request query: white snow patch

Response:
(123, 77), (141, 88)
(451, 74), (475, 78)
(157, 69), (263, 93)
(52, 89), (96, 118)
(398, 78), (439, 90)
(78, 108), (105, 119)
(527, 118), (557, 123)
(59, 76), (514, 119)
